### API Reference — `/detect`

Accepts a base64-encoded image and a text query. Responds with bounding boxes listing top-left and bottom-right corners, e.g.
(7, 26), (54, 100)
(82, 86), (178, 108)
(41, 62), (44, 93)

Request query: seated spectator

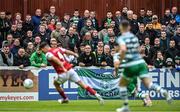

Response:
(104, 45), (112, 66)
(61, 13), (71, 29)
(152, 15), (162, 30)
(166, 17), (177, 37)
(5, 34), (14, 48)
(78, 45), (95, 67)
(139, 44), (150, 65)
(137, 8), (146, 24)
(97, 40), (104, 50)
(22, 14), (34, 33)
(48, 18), (56, 31)
(8, 24), (21, 39)
(98, 22), (108, 40)
(108, 34), (116, 49)
(13, 48), (30, 68)
(90, 11), (99, 31)
(57, 27), (69, 49)
(161, 9), (171, 25)
(67, 27), (79, 51)
(103, 27), (114, 44)
(80, 19), (95, 37)
(23, 30), (34, 48)
(127, 10), (139, 34)
(50, 22), (62, 40)
(0, 45), (13, 66)
(136, 23), (149, 44)
(34, 36), (41, 49)
(82, 32), (93, 47)
(175, 56), (180, 71)
(160, 31), (169, 50)
(35, 25), (50, 43)
(11, 38), (21, 55)
(32, 9), (42, 33)
(173, 26), (180, 50)
(30, 48), (47, 68)
(25, 42), (35, 57)
(93, 47), (107, 67)
(101, 11), (113, 28)
(145, 23), (157, 45)
(17, 22), (24, 38)
(165, 58), (175, 68)
(47, 6), (59, 22)
(153, 51), (165, 68)
(144, 37), (151, 55)
(144, 10), (153, 24)
(91, 30), (99, 50)
(70, 9), (80, 26)
(165, 40), (179, 61)
(50, 38), (58, 48)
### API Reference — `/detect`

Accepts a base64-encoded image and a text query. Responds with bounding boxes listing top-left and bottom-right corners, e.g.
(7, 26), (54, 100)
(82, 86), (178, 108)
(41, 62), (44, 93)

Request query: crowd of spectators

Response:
(0, 6), (179, 70)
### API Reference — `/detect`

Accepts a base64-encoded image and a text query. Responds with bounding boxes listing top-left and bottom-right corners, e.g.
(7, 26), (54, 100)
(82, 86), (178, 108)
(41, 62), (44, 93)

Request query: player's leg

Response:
(135, 91), (152, 106)
(68, 69), (104, 104)
(54, 73), (69, 104)
(139, 63), (172, 104)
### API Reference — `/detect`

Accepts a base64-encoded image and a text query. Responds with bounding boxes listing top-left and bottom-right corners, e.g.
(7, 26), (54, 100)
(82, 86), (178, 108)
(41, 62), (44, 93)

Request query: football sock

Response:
(58, 91), (67, 99)
(119, 86), (128, 106)
(86, 86), (96, 95)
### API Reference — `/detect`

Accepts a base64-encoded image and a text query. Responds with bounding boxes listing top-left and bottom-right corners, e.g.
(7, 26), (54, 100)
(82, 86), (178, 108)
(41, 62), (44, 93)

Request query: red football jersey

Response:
(46, 47), (73, 74)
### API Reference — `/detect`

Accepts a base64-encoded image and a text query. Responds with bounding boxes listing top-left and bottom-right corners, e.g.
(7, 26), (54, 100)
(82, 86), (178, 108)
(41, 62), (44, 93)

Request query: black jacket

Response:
(13, 54), (30, 67)
(78, 52), (95, 66)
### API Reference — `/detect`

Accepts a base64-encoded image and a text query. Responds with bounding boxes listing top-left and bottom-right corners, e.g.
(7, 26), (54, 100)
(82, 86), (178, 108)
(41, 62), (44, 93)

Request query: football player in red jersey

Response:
(39, 42), (104, 104)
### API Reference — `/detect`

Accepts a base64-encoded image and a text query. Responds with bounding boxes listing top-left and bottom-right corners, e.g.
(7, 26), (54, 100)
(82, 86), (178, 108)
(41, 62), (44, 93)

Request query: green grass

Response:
(0, 100), (179, 112)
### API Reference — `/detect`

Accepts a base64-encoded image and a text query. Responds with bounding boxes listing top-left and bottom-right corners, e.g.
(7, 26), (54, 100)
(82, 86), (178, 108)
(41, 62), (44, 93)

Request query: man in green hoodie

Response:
(30, 47), (47, 68)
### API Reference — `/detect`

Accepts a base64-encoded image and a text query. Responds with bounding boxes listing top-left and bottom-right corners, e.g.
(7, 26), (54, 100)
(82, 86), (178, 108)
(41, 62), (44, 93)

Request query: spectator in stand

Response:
(136, 23), (149, 44)
(166, 17), (178, 37)
(82, 32), (93, 47)
(50, 22), (62, 39)
(145, 22), (158, 45)
(121, 7), (128, 19)
(94, 46), (107, 67)
(161, 9), (171, 25)
(127, 10), (139, 34)
(11, 38), (21, 55)
(6, 34), (14, 48)
(78, 44), (95, 67)
(165, 40), (179, 61)
(101, 11), (113, 28)
(175, 56), (180, 71)
(17, 22), (24, 38)
(23, 30), (34, 48)
(0, 45), (13, 66)
(32, 9), (42, 33)
(153, 51), (165, 68)
(160, 31), (169, 50)
(50, 38), (58, 48)
(104, 44), (113, 66)
(78, 10), (90, 32)
(139, 44), (150, 64)
(97, 40), (104, 50)
(30, 47), (47, 68)
(5, 12), (13, 32)
(152, 15), (162, 35)
(80, 19), (95, 37)
(144, 10), (153, 24)
(9, 24), (21, 39)
(25, 42), (35, 57)
(109, 34), (116, 49)
(67, 27), (79, 51)
(70, 9), (80, 26)
(90, 11), (99, 31)
(22, 14), (34, 33)
(102, 27), (114, 44)
(0, 11), (9, 39)
(173, 26), (180, 50)
(91, 30), (99, 50)
(79, 43), (85, 54)
(36, 24), (50, 43)
(48, 18), (56, 31)
(165, 58), (175, 68)
(171, 7), (178, 19)
(114, 11), (122, 30)
(13, 48), (30, 68)
(47, 6), (59, 22)
(137, 8), (146, 24)
(57, 27), (69, 48)
(98, 22), (108, 41)
(13, 13), (22, 25)
(61, 13), (71, 29)
(144, 37), (151, 55)
(34, 36), (41, 49)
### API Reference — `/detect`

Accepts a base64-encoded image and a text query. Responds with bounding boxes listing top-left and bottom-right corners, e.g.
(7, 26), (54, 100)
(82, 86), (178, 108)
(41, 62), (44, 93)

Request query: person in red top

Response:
(39, 42), (104, 104)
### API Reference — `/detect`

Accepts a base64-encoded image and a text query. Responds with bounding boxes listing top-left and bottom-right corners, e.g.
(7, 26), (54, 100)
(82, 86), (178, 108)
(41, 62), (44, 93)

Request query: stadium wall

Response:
(0, 66), (179, 101)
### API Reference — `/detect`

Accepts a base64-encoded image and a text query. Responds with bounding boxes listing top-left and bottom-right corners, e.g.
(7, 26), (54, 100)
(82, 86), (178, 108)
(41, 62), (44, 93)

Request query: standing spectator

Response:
(145, 23), (157, 45)
(171, 7), (178, 18)
(0, 45), (13, 66)
(101, 11), (113, 28)
(80, 19), (95, 37)
(22, 14), (34, 33)
(82, 32), (93, 47)
(23, 30), (34, 48)
(136, 23), (149, 44)
(137, 8), (146, 24)
(127, 10), (139, 34)
(79, 43), (85, 54)
(161, 9), (171, 25)
(165, 40), (179, 61)
(17, 22), (24, 38)
(102, 27), (114, 44)
(160, 31), (169, 50)
(114, 11), (122, 29)
(70, 9), (80, 26)
(173, 26), (180, 50)
(144, 37), (151, 55)
(8, 24), (21, 39)
(97, 40), (104, 50)
(91, 30), (99, 50)
(30, 48), (47, 68)
(5, 12), (13, 32)
(165, 58), (175, 68)
(67, 27), (79, 51)
(32, 9), (42, 33)
(13, 13), (22, 25)
(50, 22), (62, 39)
(61, 13), (71, 29)
(90, 11), (99, 31)
(13, 48), (30, 68)
(77, 10), (90, 32)
(48, 18), (56, 31)
(153, 51), (165, 68)
(11, 38), (21, 55)
(47, 6), (59, 22)
(78, 45), (95, 67)
(139, 44), (150, 64)
(175, 56), (180, 71)
(104, 44), (112, 66)
(108, 34), (116, 49)
(6, 34), (14, 48)
(93, 47), (107, 67)
(25, 42), (35, 57)
(121, 7), (128, 19)
(144, 10), (153, 24)
(98, 22), (108, 41)
(152, 15), (162, 35)
(57, 27), (69, 48)
(166, 17), (178, 37)
(36, 25), (50, 43)
(34, 36), (41, 49)
(0, 11), (9, 40)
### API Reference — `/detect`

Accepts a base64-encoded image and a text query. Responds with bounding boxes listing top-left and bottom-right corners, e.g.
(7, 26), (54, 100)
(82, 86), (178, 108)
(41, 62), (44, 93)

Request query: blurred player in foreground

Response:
(114, 20), (172, 112)
(39, 42), (104, 104)
(113, 53), (152, 107)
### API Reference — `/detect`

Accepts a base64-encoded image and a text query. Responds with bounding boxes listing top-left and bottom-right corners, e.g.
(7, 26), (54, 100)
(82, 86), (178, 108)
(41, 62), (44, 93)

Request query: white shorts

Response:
(55, 69), (81, 84)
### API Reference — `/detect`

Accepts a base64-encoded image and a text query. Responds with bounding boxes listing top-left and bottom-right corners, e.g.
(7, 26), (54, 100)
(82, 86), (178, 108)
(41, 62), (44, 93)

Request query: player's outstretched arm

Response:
(64, 49), (79, 58)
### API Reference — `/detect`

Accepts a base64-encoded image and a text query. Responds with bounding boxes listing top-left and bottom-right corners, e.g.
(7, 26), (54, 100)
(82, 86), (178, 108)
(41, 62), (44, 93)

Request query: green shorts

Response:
(122, 62), (149, 81)
(127, 78), (137, 95)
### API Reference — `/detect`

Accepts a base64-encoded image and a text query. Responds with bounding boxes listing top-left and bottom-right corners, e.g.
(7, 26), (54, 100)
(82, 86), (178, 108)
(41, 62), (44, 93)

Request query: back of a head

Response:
(120, 20), (130, 32)
(39, 42), (49, 49)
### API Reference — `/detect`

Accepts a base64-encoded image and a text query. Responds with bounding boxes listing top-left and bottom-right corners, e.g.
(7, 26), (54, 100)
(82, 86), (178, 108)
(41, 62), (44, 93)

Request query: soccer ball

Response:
(23, 79), (33, 89)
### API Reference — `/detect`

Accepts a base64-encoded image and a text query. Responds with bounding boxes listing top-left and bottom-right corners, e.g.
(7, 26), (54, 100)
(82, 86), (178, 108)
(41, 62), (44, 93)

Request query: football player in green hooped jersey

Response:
(113, 52), (152, 107)
(114, 20), (172, 112)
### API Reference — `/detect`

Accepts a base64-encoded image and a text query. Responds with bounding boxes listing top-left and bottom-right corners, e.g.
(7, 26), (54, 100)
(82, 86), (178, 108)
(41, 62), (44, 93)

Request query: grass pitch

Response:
(0, 100), (179, 112)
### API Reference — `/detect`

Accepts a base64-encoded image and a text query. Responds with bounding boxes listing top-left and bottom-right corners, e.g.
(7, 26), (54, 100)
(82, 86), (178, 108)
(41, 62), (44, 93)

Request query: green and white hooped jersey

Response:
(117, 32), (145, 67)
